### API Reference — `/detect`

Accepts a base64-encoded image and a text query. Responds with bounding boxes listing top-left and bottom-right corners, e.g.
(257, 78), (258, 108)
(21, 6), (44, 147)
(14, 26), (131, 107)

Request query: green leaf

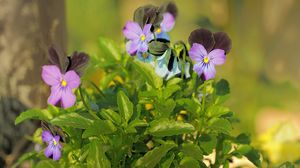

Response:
(215, 79), (230, 96)
(235, 145), (261, 167)
(35, 160), (60, 168)
(117, 90), (133, 123)
(176, 98), (200, 115)
(198, 134), (217, 154)
(181, 143), (203, 161)
(99, 109), (122, 125)
(179, 157), (200, 168)
(98, 37), (121, 61)
(160, 153), (175, 168)
(163, 84), (181, 99)
(132, 60), (163, 88)
(82, 119), (117, 138)
(87, 139), (111, 168)
(207, 105), (230, 118)
(147, 118), (195, 137)
(208, 118), (232, 134)
(15, 109), (52, 125)
(155, 99), (176, 118)
(167, 77), (182, 86)
(235, 133), (251, 144)
(134, 142), (176, 168)
(50, 112), (93, 129)
(222, 140), (232, 154)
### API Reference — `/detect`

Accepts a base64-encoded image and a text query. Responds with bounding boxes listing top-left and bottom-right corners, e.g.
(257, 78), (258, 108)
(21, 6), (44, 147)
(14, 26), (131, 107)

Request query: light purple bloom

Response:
(42, 65), (80, 108)
(156, 12), (175, 40)
(189, 43), (226, 80)
(42, 130), (62, 161)
(123, 21), (153, 55)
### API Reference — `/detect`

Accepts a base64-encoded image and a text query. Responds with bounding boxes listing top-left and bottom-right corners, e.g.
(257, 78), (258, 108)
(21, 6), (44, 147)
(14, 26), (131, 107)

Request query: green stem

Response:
(78, 85), (99, 119)
(201, 81), (207, 112)
(87, 81), (106, 98)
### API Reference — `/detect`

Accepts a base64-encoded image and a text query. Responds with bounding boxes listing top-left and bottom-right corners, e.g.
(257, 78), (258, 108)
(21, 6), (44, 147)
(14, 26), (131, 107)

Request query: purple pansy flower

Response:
(42, 65), (80, 108)
(42, 130), (62, 161)
(123, 21), (154, 55)
(156, 12), (175, 40)
(188, 28), (231, 80)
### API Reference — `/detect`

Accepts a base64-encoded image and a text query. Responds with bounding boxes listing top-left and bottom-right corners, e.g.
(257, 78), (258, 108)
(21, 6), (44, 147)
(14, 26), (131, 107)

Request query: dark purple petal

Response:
(203, 63), (216, 80)
(126, 40), (139, 55)
(188, 28), (215, 52)
(67, 52), (89, 76)
(159, 2), (178, 18)
(209, 49), (226, 65)
(42, 130), (53, 143)
(160, 13), (175, 32)
(44, 145), (53, 158)
(52, 146), (61, 161)
(123, 21), (142, 40)
(213, 32), (232, 54)
(47, 84), (62, 106)
(42, 65), (62, 86)
(189, 43), (207, 62)
(193, 63), (204, 76)
(61, 89), (76, 108)
(64, 70), (80, 89)
(48, 46), (60, 68)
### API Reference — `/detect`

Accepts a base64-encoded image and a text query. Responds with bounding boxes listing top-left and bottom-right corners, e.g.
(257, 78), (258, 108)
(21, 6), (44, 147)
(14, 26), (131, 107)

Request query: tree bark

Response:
(0, 0), (66, 167)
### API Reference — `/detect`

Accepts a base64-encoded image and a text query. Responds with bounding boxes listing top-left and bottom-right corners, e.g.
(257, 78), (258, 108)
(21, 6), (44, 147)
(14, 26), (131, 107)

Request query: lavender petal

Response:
(42, 130), (53, 143)
(42, 65), (62, 86)
(123, 21), (142, 40)
(160, 13), (175, 32)
(63, 70), (80, 89)
(61, 89), (76, 108)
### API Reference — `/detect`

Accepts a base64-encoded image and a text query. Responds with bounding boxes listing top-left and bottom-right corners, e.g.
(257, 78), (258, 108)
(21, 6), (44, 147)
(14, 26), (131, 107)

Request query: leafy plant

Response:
(14, 2), (262, 168)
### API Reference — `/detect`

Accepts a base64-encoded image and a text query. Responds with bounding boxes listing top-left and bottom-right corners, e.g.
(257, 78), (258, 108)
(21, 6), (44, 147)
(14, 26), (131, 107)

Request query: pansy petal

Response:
(126, 40), (139, 55)
(44, 145), (53, 158)
(213, 32), (231, 54)
(47, 85), (62, 106)
(209, 49), (226, 65)
(138, 42), (148, 53)
(52, 146), (61, 161)
(203, 64), (216, 80)
(189, 43), (207, 62)
(193, 63), (204, 76)
(143, 24), (152, 37)
(156, 32), (170, 41)
(161, 13), (175, 32)
(188, 28), (215, 52)
(42, 130), (53, 143)
(63, 70), (80, 89)
(42, 65), (62, 86)
(123, 21), (142, 40)
(61, 89), (76, 108)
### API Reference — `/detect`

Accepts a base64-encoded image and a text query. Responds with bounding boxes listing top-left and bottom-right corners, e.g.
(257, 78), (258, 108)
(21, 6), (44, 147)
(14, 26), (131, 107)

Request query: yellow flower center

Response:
(61, 79), (67, 87)
(156, 28), (161, 33)
(142, 52), (148, 59)
(203, 56), (210, 64)
(53, 138), (57, 146)
(140, 35), (146, 41)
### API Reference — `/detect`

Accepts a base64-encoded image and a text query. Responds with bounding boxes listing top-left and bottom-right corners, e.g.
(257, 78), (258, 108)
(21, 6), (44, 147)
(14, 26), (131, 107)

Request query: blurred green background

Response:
(65, 0), (300, 164)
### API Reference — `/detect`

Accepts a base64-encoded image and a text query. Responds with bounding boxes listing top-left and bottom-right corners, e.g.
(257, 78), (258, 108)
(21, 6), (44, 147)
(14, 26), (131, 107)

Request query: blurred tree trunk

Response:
(0, 0), (66, 166)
